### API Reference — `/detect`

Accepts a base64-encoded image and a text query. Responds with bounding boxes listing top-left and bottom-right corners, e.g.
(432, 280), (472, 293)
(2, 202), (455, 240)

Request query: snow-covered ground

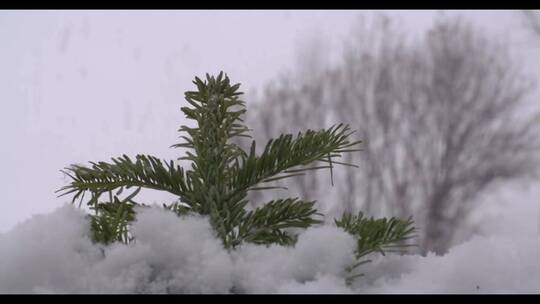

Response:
(1, 198), (539, 294)
(0, 205), (356, 293)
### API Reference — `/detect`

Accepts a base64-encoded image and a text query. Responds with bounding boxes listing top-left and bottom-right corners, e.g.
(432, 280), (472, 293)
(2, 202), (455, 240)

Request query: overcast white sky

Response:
(1, 10), (539, 233)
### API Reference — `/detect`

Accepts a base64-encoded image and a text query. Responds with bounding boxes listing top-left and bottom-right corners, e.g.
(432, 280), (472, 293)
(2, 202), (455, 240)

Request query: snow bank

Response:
(0, 206), (101, 293)
(0, 205), (355, 293)
(0, 205), (232, 293)
(2, 204), (540, 293)
(359, 234), (540, 293)
(231, 225), (356, 293)
(81, 208), (234, 293)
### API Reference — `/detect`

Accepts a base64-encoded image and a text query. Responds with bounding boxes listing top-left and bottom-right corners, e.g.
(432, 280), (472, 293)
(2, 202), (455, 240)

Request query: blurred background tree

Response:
(242, 15), (540, 255)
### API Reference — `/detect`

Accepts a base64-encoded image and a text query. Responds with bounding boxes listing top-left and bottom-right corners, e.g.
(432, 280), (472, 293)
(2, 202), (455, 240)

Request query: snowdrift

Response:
(1, 204), (539, 293)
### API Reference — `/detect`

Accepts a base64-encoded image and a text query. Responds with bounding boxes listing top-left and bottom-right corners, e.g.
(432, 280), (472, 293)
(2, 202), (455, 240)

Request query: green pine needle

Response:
(57, 72), (415, 284)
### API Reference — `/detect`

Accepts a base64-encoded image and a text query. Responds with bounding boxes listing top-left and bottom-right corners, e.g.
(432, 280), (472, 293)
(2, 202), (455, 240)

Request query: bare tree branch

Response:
(248, 15), (540, 255)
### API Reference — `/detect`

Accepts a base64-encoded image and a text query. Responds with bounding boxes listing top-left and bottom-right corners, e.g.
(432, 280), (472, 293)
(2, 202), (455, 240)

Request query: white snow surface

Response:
(0, 205), (355, 293)
(1, 203), (540, 294)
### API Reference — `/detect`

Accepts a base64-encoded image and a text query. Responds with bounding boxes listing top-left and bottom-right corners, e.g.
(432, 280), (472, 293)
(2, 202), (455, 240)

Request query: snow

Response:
(231, 225), (356, 293)
(0, 205), (355, 293)
(0, 206), (101, 293)
(1, 202), (540, 294)
(0, 206), (233, 293)
(360, 235), (540, 293)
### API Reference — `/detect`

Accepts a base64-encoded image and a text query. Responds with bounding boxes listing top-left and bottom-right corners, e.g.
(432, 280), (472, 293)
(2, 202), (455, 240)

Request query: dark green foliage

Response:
(57, 72), (415, 276)
(336, 212), (416, 258)
(58, 155), (189, 207)
(237, 198), (322, 246)
(335, 212), (416, 283)
(88, 187), (141, 245)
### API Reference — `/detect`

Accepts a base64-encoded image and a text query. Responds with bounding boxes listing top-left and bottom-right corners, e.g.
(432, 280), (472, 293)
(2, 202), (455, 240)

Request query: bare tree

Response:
(416, 19), (539, 253)
(522, 10), (540, 37)
(248, 15), (540, 255)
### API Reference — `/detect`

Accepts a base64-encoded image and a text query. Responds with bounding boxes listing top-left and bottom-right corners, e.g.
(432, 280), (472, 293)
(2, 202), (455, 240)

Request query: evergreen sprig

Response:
(57, 72), (415, 276)
(58, 155), (190, 207)
(88, 187), (141, 245)
(335, 212), (416, 283)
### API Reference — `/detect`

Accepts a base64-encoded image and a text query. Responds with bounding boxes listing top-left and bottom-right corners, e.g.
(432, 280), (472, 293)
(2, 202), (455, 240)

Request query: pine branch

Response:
(335, 212), (416, 285)
(238, 198), (323, 246)
(56, 72), (416, 278)
(88, 188), (140, 245)
(227, 124), (361, 198)
(335, 212), (416, 260)
(57, 154), (194, 208)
